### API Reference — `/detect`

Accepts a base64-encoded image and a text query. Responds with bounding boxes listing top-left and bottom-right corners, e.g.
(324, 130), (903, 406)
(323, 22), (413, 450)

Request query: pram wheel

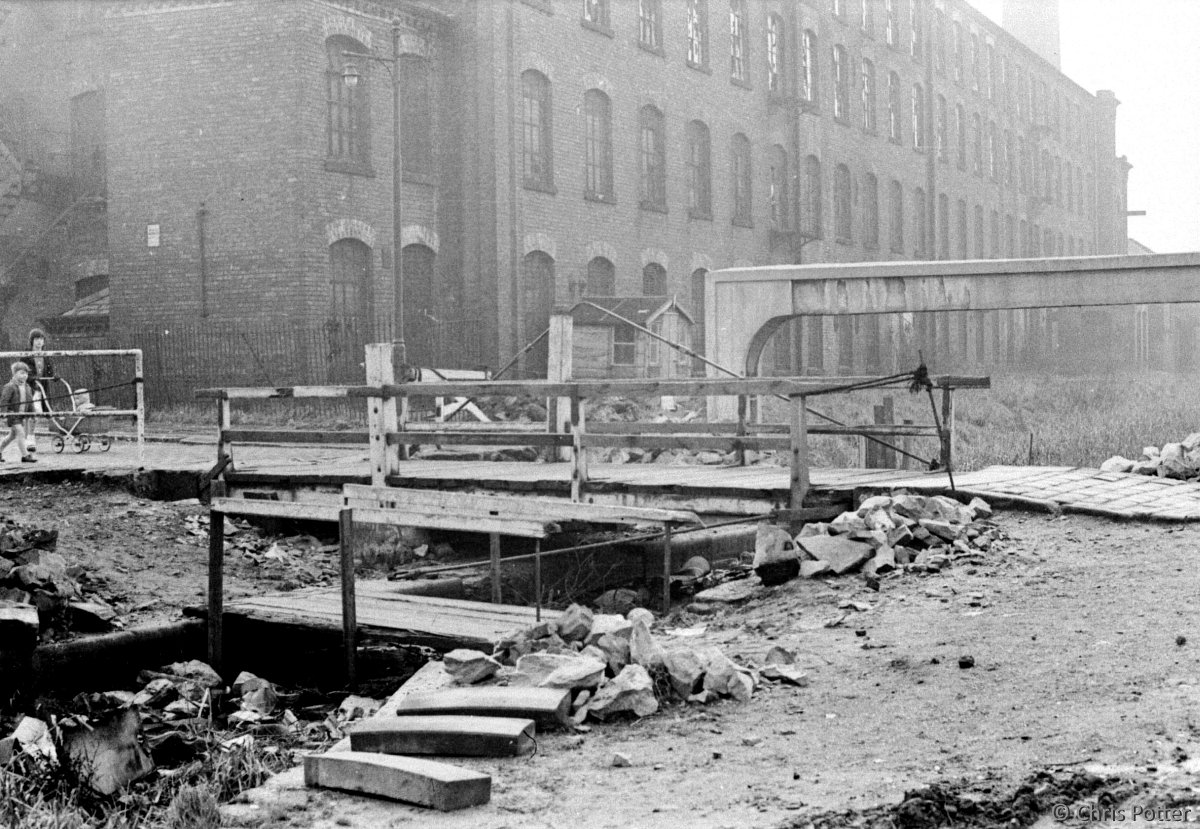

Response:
(98, 436), (111, 452)
(72, 434), (91, 453)
(52, 435), (64, 453)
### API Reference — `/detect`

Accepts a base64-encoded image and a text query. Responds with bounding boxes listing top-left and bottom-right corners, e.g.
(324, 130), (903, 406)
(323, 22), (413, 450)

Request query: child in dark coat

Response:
(0, 361), (36, 463)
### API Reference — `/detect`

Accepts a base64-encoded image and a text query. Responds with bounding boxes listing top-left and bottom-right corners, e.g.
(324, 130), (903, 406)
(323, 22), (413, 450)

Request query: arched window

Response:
(991, 210), (1001, 258)
(833, 45), (850, 121)
(887, 72), (901, 143)
(834, 163), (852, 242)
(687, 120), (712, 218)
(766, 13), (786, 95)
(914, 187), (927, 257)
(769, 145), (789, 232)
(863, 173), (879, 249)
(800, 30), (817, 101)
(686, 0), (708, 68)
(585, 256), (615, 296)
(860, 59), (876, 131)
(888, 179), (903, 254)
(639, 105), (666, 210)
(935, 94), (947, 161)
(911, 84), (925, 151)
(402, 243), (436, 365)
(325, 36), (370, 166)
(642, 262), (666, 295)
(986, 120), (997, 179)
(803, 154), (822, 238)
(729, 0), (749, 83)
(956, 199), (968, 259)
(584, 89), (613, 200)
(955, 103), (966, 170)
(732, 133), (752, 226)
(520, 70), (553, 190)
(329, 238), (372, 320)
(521, 251), (555, 375)
(974, 204), (985, 258)
(400, 55), (432, 177)
(971, 112), (982, 175)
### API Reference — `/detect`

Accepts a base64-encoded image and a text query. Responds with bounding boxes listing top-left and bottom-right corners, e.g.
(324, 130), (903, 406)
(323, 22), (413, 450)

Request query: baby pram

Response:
(32, 376), (113, 453)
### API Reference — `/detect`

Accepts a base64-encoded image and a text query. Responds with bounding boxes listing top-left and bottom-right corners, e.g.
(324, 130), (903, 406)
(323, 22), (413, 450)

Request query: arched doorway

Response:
(522, 251), (555, 376)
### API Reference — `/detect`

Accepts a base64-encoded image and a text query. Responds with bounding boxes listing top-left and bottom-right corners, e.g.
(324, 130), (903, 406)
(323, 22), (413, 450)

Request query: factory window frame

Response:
(803, 154), (823, 239)
(887, 72), (902, 144)
(860, 58), (876, 132)
(687, 120), (713, 219)
(638, 0), (663, 52)
(686, 0), (709, 69)
(833, 45), (851, 122)
(639, 105), (667, 211)
(582, 0), (611, 33)
(732, 132), (753, 226)
(520, 70), (554, 192)
(730, 0), (750, 85)
(768, 145), (790, 232)
(766, 13), (786, 95)
(888, 179), (904, 254)
(584, 89), (614, 202)
(835, 163), (852, 243)
(325, 36), (372, 174)
(800, 29), (818, 103)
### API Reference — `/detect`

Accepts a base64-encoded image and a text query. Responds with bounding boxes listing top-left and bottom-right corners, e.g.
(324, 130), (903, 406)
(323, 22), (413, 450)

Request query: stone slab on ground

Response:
(694, 579), (760, 603)
(304, 751), (491, 811)
(393, 686), (572, 730)
(348, 715), (535, 757)
(797, 536), (874, 574)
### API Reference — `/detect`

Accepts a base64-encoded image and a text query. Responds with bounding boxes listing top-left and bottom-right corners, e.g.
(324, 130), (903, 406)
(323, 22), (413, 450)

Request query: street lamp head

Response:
(342, 62), (361, 88)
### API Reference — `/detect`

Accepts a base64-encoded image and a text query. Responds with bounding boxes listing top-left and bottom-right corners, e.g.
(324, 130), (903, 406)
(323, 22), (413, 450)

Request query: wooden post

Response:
(133, 349), (146, 467)
(339, 508), (358, 688)
(569, 393), (587, 502)
(940, 384), (955, 471)
(365, 344), (400, 486)
(216, 397), (232, 471)
(788, 395), (809, 533)
(533, 539), (542, 622)
(206, 481), (227, 675)
(881, 396), (896, 468)
(735, 395), (748, 466)
(489, 533), (502, 604)
(661, 524), (672, 615)
(547, 312), (573, 462)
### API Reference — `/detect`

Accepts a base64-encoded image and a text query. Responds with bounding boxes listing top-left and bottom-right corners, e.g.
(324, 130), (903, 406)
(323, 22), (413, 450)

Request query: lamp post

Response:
(343, 20), (405, 364)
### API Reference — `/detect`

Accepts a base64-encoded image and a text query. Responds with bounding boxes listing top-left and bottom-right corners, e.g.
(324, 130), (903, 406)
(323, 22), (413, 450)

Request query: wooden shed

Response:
(569, 297), (695, 379)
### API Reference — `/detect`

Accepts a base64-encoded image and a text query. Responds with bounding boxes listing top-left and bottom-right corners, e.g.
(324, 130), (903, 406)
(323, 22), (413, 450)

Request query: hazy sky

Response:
(968, 0), (1200, 253)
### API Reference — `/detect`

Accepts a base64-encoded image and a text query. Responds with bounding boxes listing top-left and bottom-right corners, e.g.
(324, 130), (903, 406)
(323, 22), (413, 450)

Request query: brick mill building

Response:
(0, 0), (1156, 395)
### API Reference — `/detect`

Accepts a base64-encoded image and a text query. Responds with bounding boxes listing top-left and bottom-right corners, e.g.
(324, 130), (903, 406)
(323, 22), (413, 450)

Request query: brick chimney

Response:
(1002, 0), (1060, 70)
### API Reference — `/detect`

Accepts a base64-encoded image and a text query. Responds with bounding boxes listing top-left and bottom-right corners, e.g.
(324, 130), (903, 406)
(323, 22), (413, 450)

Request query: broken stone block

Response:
(919, 519), (963, 542)
(555, 604), (594, 643)
(871, 546), (897, 574)
(728, 672), (754, 702)
(862, 509), (896, 532)
(626, 607), (655, 627)
(968, 497), (993, 520)
(585, 614), (632, 645)
(304, 751), (491, 811)
(515, 653), (579, 686)
(752, 523), (799, 568)
(829, 512), (868, 535)
(848, 529), (888, 549)
(163, 699), (201, 719)
(890, 493), (930, 520)
(0, 604), (39, 652)
(1099, 456), (1135, 473)
(443, 649), (502, 685)
(687, 689), (717, 705)
(856, 495), (894, 515)
(629, 619), (666, 670)
(12, 716), (56, 763)
(662, 648), (705, 697)
(538, 656), (606, 690)
(67, 600), (117, 632)
(799, 560), (830, 578)
(162, 660), (223, 689)
(133, 678), (177, 709)
(232, 672), (279, 715)
(337, 694), (382, 724)
(796, 522), (831, 540)
(893, 546), (915, 565)
(586, 665), (658, 720)
(594, 588), (643, 616)
(611, 751), (632, 767)
(797, 536), (873, 575)
(593, 633), (630, 675)
(760, 664), (809, 686)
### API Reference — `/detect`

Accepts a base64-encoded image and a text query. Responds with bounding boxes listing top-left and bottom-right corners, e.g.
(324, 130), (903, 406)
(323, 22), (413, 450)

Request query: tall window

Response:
(400, 56), (432, 177)
(909, 0), (922, 60)
(884, 0), (897, 47)
(639, 106), (666, 210)
(952, 21), (963, 82)
(1004, 130), (1014, 186)
(971, 32), (981, 91)
(935, 94), (947, 161)
(860, 59), (876, 131)
(687, 120), (712, 218)
(955, 102), (966, 170)
(586, 256), (615, 295)
(986, 121), (997, 180)
(833, 45), (850, 121)
(974, 204), (985, 258)
(729, 0), (748, 83)
(522, 251), (555, 370)
(687, 0), (708, 68)
(642, 262), (667, 295)
(835, 163), (852, 242)
(330, 238), (372, 319)
(911, 84), (925, 151)
(888, 179), (903, 254)
(638, 0), (662, 49)
(990, 209), (1000, 258)
(403, 244), (435, 365)
(864, 173), (879, 248)
(802, 154), (822, 238)
(583, 0), (610, 29)
(732, 133), (752, 226)
(887, 72), (901, 143)
(914, 187), (927, 257)
(520, 70), (553, 190)
(800, 30), (817, 102)
(971, 112), (982, 175)
(70, 90), (107, 197)
(956, 199), (967, 259)
(986, 42), (996, 98)
(766, 14), (785, 94)
(860, 0), (873, 34)
(325, 37), (370, 167)
(937, 193), (950, 259)
(768, 145), (789, 232)
(584, 90), (613, 200)
(933, 10), (946, 74)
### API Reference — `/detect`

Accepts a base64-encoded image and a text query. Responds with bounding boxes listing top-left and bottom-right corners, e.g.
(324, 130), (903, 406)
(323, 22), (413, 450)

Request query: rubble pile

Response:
(184, 514), (339, 587)
(1100, 433), (1200, 481)
(752, 492), (1001, 584)
(450, 603), (786, 724)
(0, 515), (118, 641)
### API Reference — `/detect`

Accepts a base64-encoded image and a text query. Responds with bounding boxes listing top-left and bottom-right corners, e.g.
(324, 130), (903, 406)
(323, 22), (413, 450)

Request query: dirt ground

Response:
(8, 479), (1200, 828)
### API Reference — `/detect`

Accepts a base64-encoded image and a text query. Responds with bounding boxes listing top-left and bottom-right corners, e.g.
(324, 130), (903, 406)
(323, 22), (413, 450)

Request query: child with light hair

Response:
(0, 361), (36, 463)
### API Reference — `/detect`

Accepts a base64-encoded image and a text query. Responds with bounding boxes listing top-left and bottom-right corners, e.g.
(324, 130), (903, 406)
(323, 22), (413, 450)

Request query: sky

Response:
(969, 0), (1200, 253)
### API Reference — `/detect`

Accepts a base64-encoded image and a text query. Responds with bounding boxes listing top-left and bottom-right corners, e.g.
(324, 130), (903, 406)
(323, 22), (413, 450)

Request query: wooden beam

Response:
(207, 482), (227, 674)
(222, 429), (369, 446)
(210, 497), (342, 523)
(789, 396), (809, 531)
(343, 505), (556, 539)
(303, 752), (490, 811)
(366, 344), (400, 484)
(489, 534), (501, 604)
(385, 431), (572, 447)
